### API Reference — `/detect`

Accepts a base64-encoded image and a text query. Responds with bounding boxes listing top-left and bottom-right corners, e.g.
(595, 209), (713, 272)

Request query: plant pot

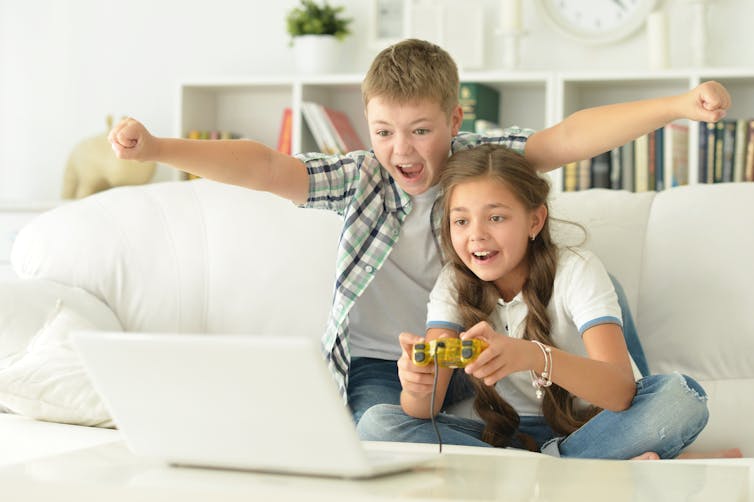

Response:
(292, 35), (343, 74)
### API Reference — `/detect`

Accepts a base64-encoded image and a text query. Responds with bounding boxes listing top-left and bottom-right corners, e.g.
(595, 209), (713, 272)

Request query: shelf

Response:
(176, 69), (754, 191)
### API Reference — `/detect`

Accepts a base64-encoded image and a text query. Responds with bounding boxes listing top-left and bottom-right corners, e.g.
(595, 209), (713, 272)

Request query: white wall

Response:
(1, 0), (752, 201)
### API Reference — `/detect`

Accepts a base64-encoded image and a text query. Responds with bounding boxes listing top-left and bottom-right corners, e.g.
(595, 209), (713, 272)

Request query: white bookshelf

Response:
(176, 69), (754, 192)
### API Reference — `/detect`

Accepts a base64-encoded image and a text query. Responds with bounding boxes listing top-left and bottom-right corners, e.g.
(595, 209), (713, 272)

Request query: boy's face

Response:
(366, 97), (462, 196)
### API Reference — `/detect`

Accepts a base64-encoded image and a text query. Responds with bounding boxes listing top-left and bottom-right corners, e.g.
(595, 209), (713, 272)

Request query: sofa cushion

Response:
(0, 299), (118, 427)
(0, 278), (121, 370)
(637, 183), (754, 380)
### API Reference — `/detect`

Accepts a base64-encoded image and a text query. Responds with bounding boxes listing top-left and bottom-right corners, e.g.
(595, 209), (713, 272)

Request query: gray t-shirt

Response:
(349, 186), (442, 360)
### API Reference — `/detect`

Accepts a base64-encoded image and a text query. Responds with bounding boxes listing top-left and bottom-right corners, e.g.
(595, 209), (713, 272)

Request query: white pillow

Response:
(0, 278), (121, 369)
(0, 300), (115, 427)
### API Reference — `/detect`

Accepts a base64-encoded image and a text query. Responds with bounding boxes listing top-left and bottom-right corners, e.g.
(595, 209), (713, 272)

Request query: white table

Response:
(0, 440), (750, 501)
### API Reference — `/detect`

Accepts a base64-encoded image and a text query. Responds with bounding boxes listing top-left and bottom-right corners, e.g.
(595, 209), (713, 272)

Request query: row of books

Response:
(564, 119), (754, 192)
(699, 119), (754, 184)
(277, 102), (366, 155)
(564, 123), (690, 192)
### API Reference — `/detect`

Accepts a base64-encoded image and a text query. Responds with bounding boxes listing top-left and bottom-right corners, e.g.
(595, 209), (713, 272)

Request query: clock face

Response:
(536, 0), (658, 44)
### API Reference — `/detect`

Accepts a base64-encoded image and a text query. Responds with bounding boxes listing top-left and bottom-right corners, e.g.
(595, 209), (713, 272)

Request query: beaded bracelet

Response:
(530, 340), (553, 399)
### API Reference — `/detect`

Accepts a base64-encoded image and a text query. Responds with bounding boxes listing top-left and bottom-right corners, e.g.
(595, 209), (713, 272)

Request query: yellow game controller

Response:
(412, 338), (488, 368)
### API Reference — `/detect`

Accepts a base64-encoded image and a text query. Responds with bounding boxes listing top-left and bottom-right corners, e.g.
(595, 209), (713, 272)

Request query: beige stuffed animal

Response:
(62, 116), (157, 199)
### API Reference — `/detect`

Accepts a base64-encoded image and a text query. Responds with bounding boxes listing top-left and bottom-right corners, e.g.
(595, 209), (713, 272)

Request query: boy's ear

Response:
(450, 105), (463, 135)
(530, 204), (548, 237)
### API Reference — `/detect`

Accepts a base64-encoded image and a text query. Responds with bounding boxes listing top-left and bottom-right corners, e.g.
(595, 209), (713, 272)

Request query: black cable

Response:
(429, 350), (443, 454)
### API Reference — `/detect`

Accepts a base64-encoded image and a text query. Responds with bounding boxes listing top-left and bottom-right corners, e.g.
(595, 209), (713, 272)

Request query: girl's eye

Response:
(453, 218), (467, 226)
(490, 215), (505, 222)
(375, 130), (390, 137)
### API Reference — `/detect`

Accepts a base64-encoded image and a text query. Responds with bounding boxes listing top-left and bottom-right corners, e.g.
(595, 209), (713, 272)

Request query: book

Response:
(634, 134), (649, 192)
(721, 120), (737, 182)
(653, 127), (664, 191)
(698, 122), (708, 184)
(707, 121), (724, 183)
(577, 158), (591, 190)
(322, 107), (366, 152)
(706, 122), (717, 183)
(276, 107), (293, 155)
(302, 101), (339, 154)
(459, 82), (500, 133)
(591, 152), (611, 189)
(733, 118), (747, 182)
(663, 122), (689, 188)
(610, 147), (622, 189)
(621, 140), (635, 192)
(746, 119), (754, 182)
(563, 161), (578, 191)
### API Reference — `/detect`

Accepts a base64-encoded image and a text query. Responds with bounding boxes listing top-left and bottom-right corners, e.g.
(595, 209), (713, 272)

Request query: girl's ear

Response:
(529, 204), (548, 238)
(450, 105), (463, 135)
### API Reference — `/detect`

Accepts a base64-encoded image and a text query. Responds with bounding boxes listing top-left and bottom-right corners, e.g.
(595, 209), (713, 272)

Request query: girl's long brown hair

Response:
(439, 144), (598, 449)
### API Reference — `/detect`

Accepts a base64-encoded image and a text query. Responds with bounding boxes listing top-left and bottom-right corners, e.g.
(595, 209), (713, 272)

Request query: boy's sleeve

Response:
(426, 265), (465, 333)
(561, 250), (622, 336)
(294, 151), (368, 214)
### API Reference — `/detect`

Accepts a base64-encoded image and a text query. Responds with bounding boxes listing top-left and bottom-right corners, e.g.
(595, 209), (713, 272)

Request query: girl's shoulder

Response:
(555, 246), (608, 281)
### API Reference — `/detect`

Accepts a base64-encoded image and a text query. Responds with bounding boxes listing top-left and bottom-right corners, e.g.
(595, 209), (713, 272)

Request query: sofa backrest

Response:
(12, 180), (342, 338)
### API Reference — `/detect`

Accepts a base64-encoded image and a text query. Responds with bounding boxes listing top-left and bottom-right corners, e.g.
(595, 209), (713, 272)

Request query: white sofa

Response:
(0, 179), (752, 467)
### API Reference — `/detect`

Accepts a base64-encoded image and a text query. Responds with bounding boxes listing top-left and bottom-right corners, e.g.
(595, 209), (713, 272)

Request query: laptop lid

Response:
(71, 331), (433, 478)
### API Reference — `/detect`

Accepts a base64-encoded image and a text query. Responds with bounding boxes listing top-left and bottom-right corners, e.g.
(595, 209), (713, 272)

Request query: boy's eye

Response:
(490, 215), (505, 222)
(414, 128), (430, 135)
(375, 130), (391, 137)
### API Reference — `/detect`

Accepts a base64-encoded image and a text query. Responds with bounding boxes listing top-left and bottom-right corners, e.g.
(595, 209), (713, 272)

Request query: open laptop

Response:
(71, 331), (437, 478)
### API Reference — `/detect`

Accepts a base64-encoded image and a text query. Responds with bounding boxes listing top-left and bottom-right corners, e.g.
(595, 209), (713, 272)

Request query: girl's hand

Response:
(684, 81), (731, 123)
(460, 321), (540, 386)
(397, 332), (440, 397)
(108, 117), (158, 161)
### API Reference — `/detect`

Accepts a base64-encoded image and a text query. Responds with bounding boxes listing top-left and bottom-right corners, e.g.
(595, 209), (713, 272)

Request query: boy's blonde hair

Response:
(362, 39), (459, 116)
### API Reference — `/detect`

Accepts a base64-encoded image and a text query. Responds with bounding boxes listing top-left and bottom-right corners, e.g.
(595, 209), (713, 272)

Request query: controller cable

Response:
(430, 344), (443, 453)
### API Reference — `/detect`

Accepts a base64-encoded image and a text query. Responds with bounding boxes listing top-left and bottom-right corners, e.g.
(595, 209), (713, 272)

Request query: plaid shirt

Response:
(296, 129), (532, 398)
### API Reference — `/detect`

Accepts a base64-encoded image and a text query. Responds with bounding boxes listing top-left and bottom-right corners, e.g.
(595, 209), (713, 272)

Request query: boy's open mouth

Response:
(396, 163), (423, 180)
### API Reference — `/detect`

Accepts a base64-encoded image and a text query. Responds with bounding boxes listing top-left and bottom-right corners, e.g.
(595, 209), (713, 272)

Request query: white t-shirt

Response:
(349, 186), (442, 360)
(426, 247), (622, 416)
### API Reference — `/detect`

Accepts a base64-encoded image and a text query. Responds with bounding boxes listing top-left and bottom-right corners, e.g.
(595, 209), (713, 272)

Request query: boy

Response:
(110, 39), (731, 427)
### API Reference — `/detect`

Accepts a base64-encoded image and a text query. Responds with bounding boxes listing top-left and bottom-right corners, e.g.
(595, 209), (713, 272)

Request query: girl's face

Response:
(448, 176), (546, 301)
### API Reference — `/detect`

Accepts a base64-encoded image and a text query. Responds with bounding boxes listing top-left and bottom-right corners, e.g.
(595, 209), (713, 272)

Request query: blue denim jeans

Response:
(357, 373), (709, 459)
(348, 356), (474, 424)
(347, 275), (647, 424)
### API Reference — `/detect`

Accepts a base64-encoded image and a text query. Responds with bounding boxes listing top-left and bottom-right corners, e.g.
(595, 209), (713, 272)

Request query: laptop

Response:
(71, 331), (437, 478)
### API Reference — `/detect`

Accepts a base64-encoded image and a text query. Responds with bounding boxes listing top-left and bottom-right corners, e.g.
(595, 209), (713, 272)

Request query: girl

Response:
(357, 144), (711, 459)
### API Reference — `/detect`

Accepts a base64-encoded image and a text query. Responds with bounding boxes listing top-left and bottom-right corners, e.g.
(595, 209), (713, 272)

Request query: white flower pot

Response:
(292, 35), (343, 74)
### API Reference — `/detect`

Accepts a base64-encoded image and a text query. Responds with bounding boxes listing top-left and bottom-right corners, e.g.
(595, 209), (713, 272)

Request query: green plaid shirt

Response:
(296, 129), (532, 397)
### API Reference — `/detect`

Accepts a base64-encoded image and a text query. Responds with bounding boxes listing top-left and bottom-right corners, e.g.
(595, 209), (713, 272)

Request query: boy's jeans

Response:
(356, 373), (709, 459)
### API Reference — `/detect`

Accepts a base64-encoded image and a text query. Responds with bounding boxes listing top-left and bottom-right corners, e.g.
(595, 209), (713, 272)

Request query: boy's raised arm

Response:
(524, 80), (732, 173)
(109, 118), (310, 204)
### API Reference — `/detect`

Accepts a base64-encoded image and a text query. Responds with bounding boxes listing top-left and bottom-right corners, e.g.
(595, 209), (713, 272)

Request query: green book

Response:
(459, 82), (500, 133)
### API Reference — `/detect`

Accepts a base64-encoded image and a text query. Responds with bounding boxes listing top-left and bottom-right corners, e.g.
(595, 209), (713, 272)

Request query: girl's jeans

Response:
(355, 372), (709, 459)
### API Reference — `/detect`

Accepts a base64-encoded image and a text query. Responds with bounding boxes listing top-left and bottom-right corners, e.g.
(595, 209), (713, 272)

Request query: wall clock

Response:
(535, 0), (658, 45)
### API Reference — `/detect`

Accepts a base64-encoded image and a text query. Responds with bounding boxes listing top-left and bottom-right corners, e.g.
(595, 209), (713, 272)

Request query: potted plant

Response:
(286, 0), (352, 74)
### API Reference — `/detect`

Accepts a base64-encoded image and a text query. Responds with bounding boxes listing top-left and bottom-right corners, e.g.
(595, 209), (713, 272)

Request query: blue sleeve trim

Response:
(578, 316), (622, 335)
(426, 321), (464, 333)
